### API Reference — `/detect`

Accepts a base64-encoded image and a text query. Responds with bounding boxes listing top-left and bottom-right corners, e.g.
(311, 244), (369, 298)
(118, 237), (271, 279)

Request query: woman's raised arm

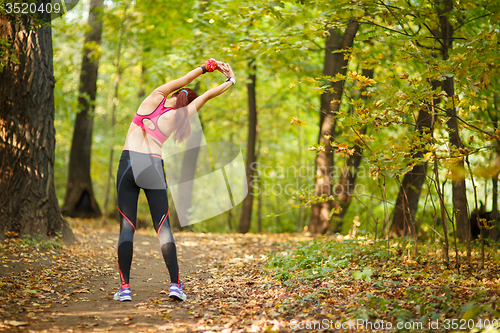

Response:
(186, 63), (236, 118)
(153, 59), (225, 97)
(153, 67), (202, 97)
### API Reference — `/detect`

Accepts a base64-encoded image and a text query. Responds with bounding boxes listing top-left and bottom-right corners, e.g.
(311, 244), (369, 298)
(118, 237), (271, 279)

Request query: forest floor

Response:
(0, 219), (499, 333)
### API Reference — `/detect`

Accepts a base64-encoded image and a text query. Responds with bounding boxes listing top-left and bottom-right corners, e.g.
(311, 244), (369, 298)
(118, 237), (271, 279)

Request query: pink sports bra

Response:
(132, 97), (173, 145)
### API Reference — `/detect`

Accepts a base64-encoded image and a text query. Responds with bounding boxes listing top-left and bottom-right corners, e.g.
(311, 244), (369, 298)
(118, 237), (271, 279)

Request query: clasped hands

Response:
(209, 58), (235, 80)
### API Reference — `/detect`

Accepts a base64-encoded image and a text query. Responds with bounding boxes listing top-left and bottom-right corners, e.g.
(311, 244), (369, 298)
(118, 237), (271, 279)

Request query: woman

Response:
(114, 59), (235, 302)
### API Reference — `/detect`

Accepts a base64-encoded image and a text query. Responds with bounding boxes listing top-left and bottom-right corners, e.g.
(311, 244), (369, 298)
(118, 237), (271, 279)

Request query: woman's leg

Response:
(116, 152), (140, 286)
(144, 186), (180, 285)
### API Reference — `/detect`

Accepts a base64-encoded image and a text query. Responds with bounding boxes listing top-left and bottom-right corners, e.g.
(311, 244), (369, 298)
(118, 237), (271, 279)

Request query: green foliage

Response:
(51, 0), (500, 241)
(352, 266), (373, 282)
(267, 237), (500, 330)
(3, 234), (64, 252)
(266, 237), (391, 281)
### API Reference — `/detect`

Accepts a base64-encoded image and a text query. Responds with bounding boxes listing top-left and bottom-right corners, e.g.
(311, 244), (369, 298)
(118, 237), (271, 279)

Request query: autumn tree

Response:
(331, 67), (373, 233)
(390, 82), (435, 237)
(238, 59), (258, 233)
(434, 0), (469, 241)
(309, 19), (360, 234)
(0, 1), (74, 240)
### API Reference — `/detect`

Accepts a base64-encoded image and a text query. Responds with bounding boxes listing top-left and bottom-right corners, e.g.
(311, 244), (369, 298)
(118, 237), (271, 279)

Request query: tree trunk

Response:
(492, 174), (499, 241)
(168, 82), (202, 231)
(331, 68), (373, 233)
(309, 19), (359, 234)
(238, 60), (257, 233)
(489, 92), (500, 241)
(175, 126), (202, 226)
(102, 4), (129, 221)
(61, 0), (104, 218)
(0, 2), (74, 240)
(390, 81), (435, 236)
(436, 0), (469, 242)
(488, 92), (500, 241)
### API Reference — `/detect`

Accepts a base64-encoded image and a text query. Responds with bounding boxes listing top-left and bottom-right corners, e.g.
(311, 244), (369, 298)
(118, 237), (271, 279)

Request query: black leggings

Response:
(116, 150), (179, 285)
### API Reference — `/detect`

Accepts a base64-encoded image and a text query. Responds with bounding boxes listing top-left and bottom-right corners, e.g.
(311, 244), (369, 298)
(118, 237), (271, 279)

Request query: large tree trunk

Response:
(102, 3), (129, 221)
(436, 0), (469, 241)
(331, 68), (373, 233)
(0, 2), (74, 240)
(309, 19), (359, 234)
(169, 132), (202, 230)
(238, 60), (257, 233)
(170, 4), (210, 230)
(444, 81), (469, 241)
(390, 81), (435, 236)
(61, 0), (104, 218)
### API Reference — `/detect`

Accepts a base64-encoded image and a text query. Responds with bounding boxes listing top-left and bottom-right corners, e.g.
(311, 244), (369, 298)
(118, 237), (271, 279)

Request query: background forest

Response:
(52, 0), (500, 249)
(1, 0), (500, 330)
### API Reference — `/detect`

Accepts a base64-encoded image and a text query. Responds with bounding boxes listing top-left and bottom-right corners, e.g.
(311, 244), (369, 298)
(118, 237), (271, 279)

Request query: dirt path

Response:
(4, 220), (498, 333)
(0, 219), (293, 333)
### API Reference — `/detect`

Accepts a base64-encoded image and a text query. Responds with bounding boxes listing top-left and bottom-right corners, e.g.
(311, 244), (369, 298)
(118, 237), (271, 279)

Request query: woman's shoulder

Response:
(137, 91), (166, 116)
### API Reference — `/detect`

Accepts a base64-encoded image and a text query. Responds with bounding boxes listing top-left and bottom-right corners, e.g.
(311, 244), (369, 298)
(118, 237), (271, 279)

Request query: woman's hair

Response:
(171, 88), (197, 143)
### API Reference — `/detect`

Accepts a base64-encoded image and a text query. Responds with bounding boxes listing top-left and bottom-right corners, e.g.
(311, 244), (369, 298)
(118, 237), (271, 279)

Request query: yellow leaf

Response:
(478, 70), (491, 88)
(399, 72), (409, 79)
(335, 144), (355, 157)
(445, 156), (464, 166)
(290, 117), (307, 126)
(329, 207), (341, 217)
(437, 90), (448, 101)
(370, 168), (381, 180)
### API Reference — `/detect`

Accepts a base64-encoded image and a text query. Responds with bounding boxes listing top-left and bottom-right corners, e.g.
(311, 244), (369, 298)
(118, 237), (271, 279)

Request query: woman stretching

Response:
(114, 59), (235, 301)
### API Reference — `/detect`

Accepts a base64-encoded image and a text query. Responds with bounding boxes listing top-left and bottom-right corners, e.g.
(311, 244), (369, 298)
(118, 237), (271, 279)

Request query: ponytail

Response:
(171, 88), (197, 143)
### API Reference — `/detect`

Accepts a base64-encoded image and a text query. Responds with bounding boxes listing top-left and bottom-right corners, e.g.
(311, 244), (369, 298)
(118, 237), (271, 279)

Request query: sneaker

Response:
(114, 284), (132, 301)
(169, 282), (186, 301)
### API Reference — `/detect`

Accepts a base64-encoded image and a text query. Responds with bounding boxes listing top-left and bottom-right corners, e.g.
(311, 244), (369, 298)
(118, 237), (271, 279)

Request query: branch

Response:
(351, 125), (375, 156)
(360, 19), (410, 36)
(415, 40), (438, 50)
(309, 38), (324, 51)
(420, 100), (497, 139)
(377, 0), (416, 37)
(422, 22), (445, 49)
(453, 12), (493, 33)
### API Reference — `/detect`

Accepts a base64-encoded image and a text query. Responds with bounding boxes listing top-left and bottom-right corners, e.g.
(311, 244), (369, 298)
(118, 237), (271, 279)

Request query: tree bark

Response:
(436, 0), (469, 242)
(0, 3), (74, 240)
(175, 124), (202, 227)
(492, 174), (499, 241)
(489, 92), (500, 241)
(61, 0), (104, 218)
(309, 19), (359, 234)
(238, 60), (257, 233)
(390, 81), (435, 237)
